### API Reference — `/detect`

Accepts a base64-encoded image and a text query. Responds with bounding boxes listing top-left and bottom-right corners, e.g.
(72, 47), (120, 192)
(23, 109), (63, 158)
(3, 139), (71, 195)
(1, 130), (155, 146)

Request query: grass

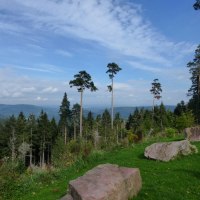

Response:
(4, 138), (200, 200)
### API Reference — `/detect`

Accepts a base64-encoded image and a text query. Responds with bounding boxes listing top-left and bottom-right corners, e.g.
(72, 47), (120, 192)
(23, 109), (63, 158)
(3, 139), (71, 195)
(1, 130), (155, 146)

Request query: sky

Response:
(0, 0), (199, 108)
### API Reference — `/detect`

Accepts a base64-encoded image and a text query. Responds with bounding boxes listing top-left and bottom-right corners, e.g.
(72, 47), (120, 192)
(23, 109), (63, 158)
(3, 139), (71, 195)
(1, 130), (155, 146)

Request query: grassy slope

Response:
(19, 139), (200, 200)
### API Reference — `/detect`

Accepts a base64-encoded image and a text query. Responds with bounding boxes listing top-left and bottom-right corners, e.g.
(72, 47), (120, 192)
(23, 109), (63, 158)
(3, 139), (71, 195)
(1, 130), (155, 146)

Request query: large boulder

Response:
(62, 164), (142, 200)
(144, 140), (198, 162)
(185, 126), (200, 141)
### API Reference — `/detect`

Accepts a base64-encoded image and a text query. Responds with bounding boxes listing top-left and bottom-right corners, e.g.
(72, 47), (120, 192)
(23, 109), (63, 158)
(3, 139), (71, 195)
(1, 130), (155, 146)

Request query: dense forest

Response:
(0, 96), (195, 168)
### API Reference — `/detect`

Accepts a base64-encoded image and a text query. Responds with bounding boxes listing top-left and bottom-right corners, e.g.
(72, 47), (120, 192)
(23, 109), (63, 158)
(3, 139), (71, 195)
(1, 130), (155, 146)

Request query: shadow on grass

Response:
(171, 138), (185, 142)
(138, 153), (146, 160)
(173, 169), (200, 179)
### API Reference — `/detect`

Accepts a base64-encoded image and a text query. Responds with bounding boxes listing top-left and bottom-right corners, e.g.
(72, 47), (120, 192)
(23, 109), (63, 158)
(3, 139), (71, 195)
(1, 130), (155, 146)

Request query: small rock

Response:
(60, 194), (73, 200)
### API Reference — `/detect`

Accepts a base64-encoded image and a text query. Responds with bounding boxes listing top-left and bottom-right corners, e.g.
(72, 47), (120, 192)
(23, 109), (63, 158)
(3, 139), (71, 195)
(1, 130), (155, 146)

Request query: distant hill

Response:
(0, 104), (59, 120)
(0, 104), (175, 121)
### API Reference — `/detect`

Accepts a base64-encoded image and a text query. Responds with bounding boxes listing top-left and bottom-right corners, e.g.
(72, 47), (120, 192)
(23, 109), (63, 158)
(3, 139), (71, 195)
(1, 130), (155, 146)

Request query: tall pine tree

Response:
(59, 92), (71, 144)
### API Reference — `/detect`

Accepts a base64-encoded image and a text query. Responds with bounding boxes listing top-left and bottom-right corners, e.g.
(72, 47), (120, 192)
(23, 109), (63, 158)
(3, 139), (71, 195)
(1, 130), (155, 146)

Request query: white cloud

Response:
(21, 87), (36, 92)
(128, 61), (161, 73)
(114, 83), (132, 91)
(56, 49), (72, 57)
(0, 67), (64, 105)
(0, 21), (28, 35)
(6, 64), (63, 73)
(36, 96), (48, 101)
(0, 0), (196, 65)
(42, 86), (58, 93)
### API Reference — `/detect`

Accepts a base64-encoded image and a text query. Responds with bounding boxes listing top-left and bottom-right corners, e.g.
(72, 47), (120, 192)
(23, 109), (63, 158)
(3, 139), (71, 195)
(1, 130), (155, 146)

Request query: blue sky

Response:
(0, 0), (199, 107)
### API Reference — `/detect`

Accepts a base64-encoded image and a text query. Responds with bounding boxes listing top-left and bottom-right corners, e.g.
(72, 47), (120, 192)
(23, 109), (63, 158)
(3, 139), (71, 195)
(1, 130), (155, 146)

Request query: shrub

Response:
(175, 111), (195, 132)
(120, 137), (129, 147)
(68, 139), (82, 155)
(127, 130), (138, 144)
(52, 137), (74, 168)
(87, 150), (105, 163)
(81, 141), (93, 159)
(0, 160), (23, 199)
(165, 128), (177, 138)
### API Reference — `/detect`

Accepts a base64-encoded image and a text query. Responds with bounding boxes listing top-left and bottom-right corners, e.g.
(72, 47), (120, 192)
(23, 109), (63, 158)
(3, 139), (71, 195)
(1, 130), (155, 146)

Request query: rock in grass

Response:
(144, 140), (198, 162)
(60, 194), (73, 200)
(185, 126), (200, 141)
(62, 164), (142, 200)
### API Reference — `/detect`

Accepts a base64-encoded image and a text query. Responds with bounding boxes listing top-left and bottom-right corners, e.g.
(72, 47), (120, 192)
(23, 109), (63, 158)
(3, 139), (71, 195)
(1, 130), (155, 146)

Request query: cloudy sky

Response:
(0, 0), (199, 108)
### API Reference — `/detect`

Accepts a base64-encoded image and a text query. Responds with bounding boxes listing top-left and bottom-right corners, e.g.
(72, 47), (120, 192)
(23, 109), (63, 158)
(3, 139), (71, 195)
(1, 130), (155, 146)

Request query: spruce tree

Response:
(59, 92), (71, 144)
(37, 110), (50, 167)
(27, 114), (37, 166)
(101, 109), (111, 142)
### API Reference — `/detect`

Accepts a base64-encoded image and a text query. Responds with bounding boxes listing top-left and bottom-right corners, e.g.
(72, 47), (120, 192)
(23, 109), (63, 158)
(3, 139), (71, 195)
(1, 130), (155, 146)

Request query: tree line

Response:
(0, 96), (196, 168)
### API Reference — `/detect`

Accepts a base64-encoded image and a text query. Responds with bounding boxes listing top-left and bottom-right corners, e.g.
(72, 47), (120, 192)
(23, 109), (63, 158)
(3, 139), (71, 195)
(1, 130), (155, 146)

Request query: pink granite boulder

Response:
(185, 126), (200, 141)
(62, 164), (142, 200)
(144, 140), (198, 162)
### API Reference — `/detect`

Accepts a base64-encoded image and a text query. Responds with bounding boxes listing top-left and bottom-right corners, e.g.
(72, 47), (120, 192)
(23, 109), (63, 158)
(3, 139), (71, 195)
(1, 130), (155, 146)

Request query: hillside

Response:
(3, 138), (199, 200)
(0, 104), (59, 120)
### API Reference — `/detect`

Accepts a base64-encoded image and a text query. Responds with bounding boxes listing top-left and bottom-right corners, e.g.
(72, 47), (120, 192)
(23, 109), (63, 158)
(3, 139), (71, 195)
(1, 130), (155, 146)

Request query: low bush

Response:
(165, 127), (177, 138)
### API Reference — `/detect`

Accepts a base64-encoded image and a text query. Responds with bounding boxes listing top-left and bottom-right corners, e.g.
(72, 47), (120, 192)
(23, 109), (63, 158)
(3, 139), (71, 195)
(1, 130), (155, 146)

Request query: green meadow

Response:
(2, 138), (198, 200)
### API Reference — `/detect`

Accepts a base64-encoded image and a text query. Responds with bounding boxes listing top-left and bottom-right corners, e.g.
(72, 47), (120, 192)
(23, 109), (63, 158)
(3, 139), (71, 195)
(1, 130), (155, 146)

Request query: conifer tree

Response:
(106, 63), (122, 129)
(37, 110), (50, 167)
(71, 103), (80, 140)
(150, 79), (162, 128)
(69, 71), (97, 138)
(194, 0), (200, 10)
(59, 92), (71, 144)
(16, 112), (27, 144)
(27, 114), (37, 166)
(114, 112), (123, 143)
(101, 109), (111, 142)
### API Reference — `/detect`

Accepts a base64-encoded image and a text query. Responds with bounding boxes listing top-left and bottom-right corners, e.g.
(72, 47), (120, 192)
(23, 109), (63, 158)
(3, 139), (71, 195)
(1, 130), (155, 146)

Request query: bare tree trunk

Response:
(116, 125), (119, 144)
(161, 119), (163, 132)
(151, 97), (155, 127)
(33, 152), (35, 166)
(160, 107), (163, 132)
(64, 126), (67, 145)
(104, 126), (106, 143)
(111, 78), (114, 129)
(40, 141), (42, 167)
(42, 135), (45, 168)
(30, 128), (33, 167)
(80, 90), (83, 138)
(74, 121), (76, 140)
(47, 143), (50, 165)
(120, 123), (123, 140)
(198, 74), (200, 123)
(11, 128), (16, 163)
